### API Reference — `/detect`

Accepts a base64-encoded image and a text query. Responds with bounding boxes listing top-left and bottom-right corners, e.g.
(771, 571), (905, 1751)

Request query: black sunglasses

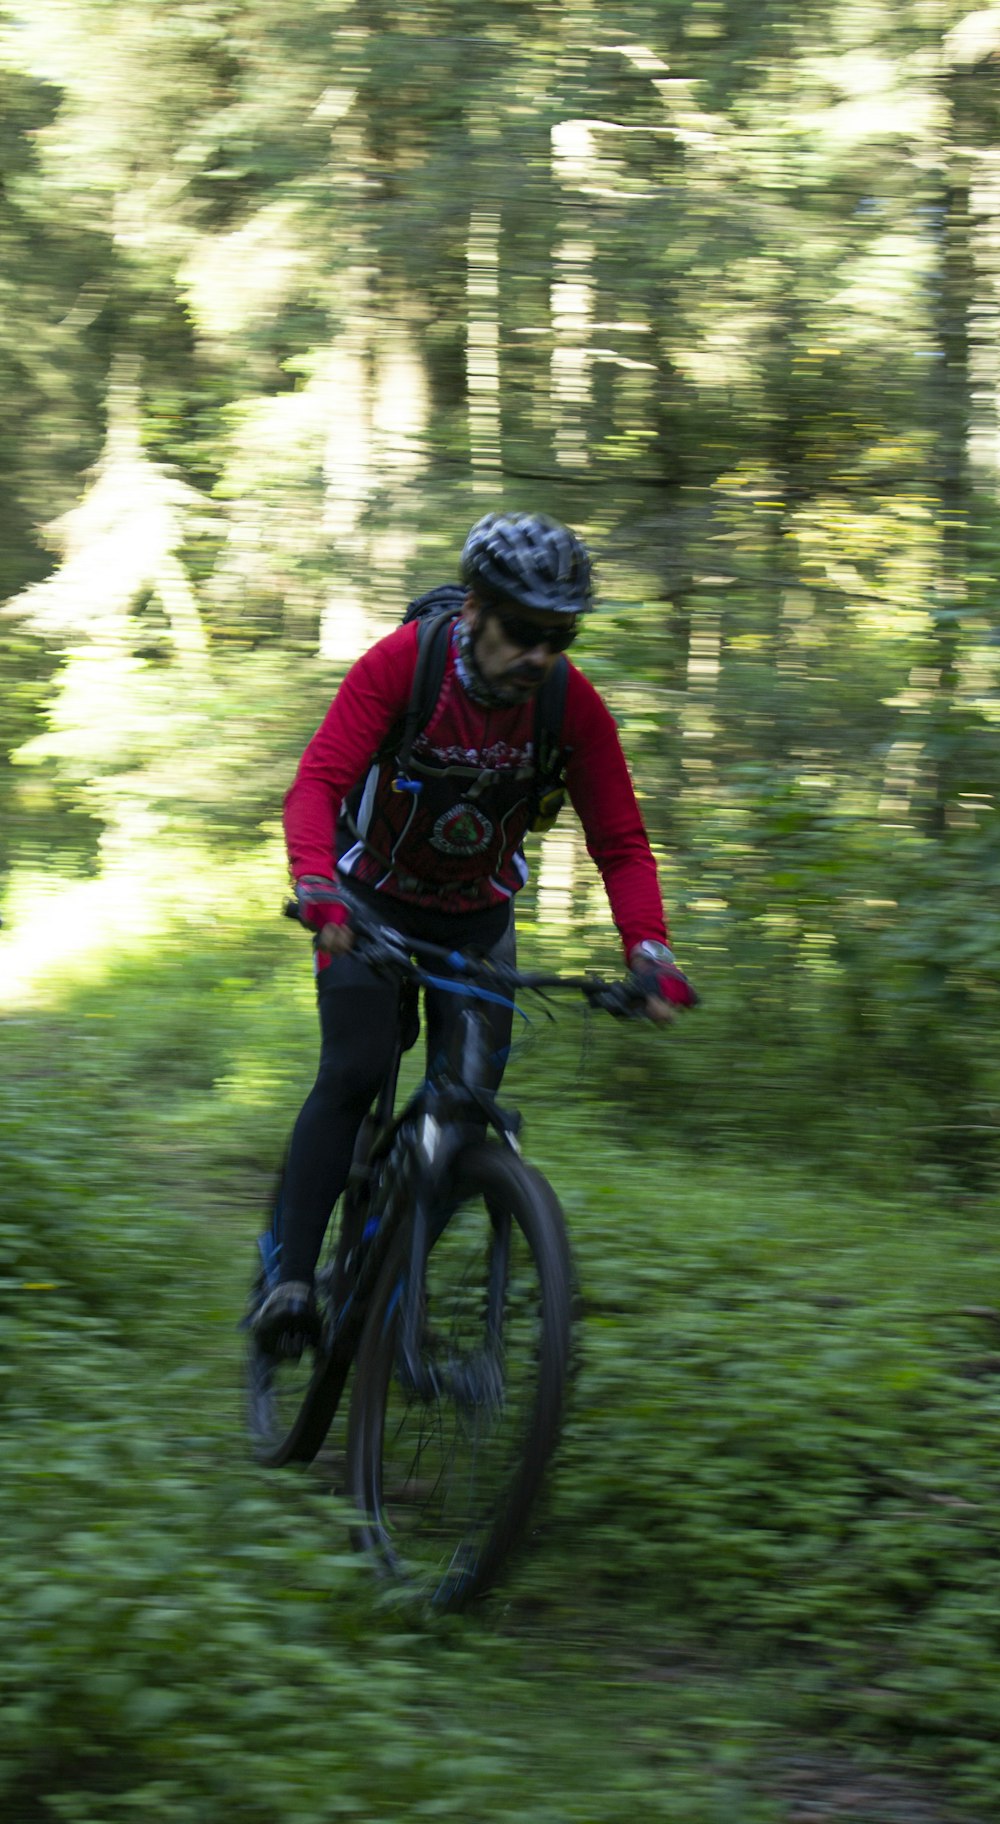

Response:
(490, 607), (579, 653)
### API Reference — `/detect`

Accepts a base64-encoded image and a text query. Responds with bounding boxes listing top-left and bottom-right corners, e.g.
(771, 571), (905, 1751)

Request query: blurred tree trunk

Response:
(922, 43), (999, 837)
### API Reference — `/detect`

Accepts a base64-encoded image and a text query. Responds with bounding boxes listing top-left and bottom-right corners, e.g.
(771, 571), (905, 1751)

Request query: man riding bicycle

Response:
(255, 512), (697, 1353)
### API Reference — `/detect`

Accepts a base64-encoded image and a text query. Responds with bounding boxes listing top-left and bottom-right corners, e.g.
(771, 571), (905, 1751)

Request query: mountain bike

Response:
(245, 896), (645, 1610)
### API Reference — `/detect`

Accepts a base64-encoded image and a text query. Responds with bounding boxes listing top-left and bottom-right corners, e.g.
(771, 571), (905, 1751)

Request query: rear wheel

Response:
(346, 1142), (573, 1609)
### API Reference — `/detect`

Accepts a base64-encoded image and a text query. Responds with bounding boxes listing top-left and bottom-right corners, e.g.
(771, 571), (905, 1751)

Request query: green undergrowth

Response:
(2, 922), (999, 1820)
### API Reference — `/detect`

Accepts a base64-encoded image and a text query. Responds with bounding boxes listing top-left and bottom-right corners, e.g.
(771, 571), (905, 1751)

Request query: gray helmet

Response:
(460, 513), (593, 617)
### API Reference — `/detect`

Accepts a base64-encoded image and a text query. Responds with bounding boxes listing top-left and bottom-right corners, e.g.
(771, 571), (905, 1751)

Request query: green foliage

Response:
(0, 932), (998, 1819)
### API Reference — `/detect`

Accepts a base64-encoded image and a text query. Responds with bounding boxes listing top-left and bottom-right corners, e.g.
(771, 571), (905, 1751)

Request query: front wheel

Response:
(345, 1141), (573, 1610)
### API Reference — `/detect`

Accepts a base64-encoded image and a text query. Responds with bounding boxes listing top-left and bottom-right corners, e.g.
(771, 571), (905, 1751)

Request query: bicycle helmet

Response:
(460, 513), (593, 617)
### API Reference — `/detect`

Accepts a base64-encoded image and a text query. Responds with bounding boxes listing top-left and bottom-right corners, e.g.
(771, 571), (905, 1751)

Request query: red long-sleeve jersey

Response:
(284, 621), (669, 959)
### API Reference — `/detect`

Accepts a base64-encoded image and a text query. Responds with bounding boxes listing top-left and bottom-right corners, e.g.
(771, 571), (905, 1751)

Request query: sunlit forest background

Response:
(3, 3), (1000, 1820)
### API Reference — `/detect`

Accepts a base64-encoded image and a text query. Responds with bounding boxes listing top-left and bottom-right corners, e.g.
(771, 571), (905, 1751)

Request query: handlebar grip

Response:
(584, 978), (648, 1019)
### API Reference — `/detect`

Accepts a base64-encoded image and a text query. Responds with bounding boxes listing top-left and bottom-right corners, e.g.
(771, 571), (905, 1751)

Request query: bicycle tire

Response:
(345, 1140), (573, 1610)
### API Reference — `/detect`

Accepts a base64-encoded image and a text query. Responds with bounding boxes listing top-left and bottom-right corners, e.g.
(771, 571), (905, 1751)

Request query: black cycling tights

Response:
(277, 916), (515, 1286)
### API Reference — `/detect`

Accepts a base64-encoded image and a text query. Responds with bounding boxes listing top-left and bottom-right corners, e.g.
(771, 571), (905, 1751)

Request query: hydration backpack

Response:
(391, 584), (570, 833)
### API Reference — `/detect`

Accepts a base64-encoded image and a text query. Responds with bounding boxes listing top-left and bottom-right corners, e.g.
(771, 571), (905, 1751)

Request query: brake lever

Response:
(354, 921), (412, 976)
(583, 977), (649, 1020)
(283, 893), (408, 970)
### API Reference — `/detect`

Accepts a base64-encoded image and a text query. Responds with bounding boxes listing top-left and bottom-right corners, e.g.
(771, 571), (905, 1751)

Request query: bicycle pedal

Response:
(268, 1329), (310, 1363)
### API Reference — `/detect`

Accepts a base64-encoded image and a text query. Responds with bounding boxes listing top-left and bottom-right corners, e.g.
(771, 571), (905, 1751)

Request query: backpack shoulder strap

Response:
(534, 653), (569, 783)
(526, 654), (570, 833)
(394, 608), (456, 778)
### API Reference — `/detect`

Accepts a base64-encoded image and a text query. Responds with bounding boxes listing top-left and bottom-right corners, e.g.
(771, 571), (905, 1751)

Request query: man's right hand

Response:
(295, 876), (355, 954)
(316, 919), (355, 956)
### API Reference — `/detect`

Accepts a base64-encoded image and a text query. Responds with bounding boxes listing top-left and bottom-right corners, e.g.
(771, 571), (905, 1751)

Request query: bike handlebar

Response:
(283, 893), (650, 1020)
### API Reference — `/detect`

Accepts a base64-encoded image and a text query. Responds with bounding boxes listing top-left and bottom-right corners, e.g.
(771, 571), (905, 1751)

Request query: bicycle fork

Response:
(395, 1119), (510, 1412)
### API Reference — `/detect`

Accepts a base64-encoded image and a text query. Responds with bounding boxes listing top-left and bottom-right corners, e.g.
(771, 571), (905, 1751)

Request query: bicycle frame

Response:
(272, 892), (646, 1430)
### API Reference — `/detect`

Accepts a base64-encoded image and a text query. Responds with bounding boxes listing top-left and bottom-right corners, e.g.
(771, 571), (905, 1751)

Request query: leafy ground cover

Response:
(2, 922), (999, 1822)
